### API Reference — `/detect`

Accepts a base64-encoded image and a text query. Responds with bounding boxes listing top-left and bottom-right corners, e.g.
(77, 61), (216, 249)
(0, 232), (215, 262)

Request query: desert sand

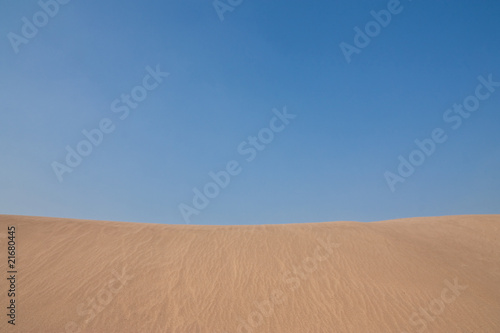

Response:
(0, 214), (499, 332)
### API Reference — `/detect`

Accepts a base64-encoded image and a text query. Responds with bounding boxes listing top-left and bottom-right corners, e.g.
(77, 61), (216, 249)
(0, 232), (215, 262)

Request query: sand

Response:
(0, 214), (499, 332)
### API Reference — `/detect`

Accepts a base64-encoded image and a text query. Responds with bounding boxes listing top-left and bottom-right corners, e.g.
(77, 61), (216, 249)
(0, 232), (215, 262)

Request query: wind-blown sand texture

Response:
(0, 214), (499, 332)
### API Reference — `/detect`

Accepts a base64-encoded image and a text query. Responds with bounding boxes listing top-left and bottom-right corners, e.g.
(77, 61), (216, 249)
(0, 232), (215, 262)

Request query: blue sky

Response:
(1, 0), (499, 225)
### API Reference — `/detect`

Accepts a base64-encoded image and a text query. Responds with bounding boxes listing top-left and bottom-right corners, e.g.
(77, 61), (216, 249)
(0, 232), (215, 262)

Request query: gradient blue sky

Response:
(1, 0), (499, 225)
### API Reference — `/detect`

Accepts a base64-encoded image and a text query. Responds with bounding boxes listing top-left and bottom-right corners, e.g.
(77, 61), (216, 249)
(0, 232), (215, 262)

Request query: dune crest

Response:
(0, 214), (499, 332)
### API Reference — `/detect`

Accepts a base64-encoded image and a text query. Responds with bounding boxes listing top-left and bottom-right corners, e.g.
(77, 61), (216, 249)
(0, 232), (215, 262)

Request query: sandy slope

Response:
(0, 215), (499, 333)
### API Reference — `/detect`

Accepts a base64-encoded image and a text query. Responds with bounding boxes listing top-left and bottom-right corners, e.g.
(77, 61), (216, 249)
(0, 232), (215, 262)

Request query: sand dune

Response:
(0, 214), (499, 332)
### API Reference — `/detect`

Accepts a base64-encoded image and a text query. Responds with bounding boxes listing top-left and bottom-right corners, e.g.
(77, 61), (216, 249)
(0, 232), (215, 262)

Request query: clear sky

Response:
(1, 0), (499, 225)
